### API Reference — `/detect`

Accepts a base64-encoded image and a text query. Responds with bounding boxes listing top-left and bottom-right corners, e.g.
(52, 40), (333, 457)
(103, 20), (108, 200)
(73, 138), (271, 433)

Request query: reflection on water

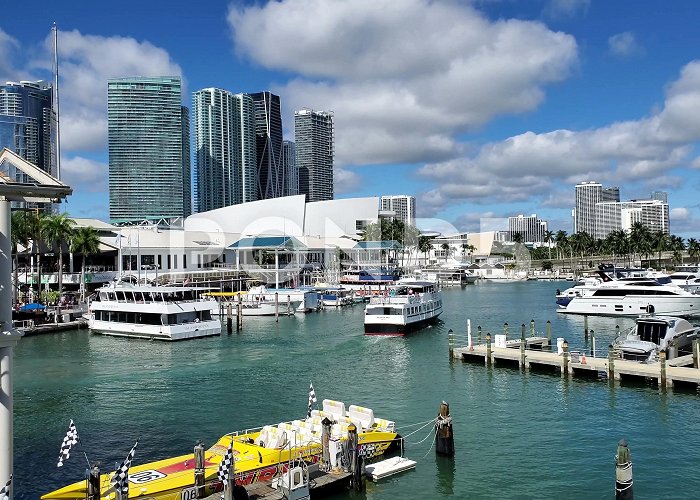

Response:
(435, 454), (455, 495)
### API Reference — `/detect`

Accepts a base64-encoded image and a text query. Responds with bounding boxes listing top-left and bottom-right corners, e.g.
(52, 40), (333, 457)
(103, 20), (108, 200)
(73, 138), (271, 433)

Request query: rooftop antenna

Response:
(52, 22), (61, 182)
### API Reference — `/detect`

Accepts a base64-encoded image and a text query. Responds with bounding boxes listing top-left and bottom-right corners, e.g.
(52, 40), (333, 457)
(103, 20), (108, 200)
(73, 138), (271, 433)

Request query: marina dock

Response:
(451, 333), (700, 389)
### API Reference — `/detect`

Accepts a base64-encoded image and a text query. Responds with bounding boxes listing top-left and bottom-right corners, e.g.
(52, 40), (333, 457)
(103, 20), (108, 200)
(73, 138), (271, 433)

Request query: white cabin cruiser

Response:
(668, 271), (700, 293)
(87, 283), (220, 340)
(364, 281), (443, 335)
(613, 315), (700, 362)
(558, 278), (700, 318)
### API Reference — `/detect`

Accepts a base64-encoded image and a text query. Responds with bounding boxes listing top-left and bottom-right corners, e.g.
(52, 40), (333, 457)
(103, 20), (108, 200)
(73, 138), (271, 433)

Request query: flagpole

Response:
(137, 232), (141, 284)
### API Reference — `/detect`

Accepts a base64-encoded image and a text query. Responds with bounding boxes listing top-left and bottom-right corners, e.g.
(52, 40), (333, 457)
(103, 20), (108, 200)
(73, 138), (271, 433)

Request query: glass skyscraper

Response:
(282, 140), (298, 196)
(250, 91), (284, 200)
(295, 108), (334, 202)
(108, 76), (191, 223)
(0, 80), (55, 176)
(193, 88), (257, 212)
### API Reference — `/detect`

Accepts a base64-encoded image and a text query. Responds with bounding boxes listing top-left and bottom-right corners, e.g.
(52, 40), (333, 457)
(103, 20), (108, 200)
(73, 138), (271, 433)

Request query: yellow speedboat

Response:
(42, 400), (399, 499)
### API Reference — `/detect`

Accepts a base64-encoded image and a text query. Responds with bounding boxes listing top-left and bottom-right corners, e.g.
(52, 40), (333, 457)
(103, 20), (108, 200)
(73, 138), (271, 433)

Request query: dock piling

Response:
(227, 303), (233, 334)
(194, 441), (205, 498)
(615, 439), (634, 500)
(275, 292), (279, 322)
(660, 351), (669, 388)
(520, 338), (526, 371)
(486, 333), (492, 366)
(591, 330), (596, 357)
(530, 319), (535, 337)
(435, 401), (454, 457)
(286, 295), (291, 315)
(448, 329), (454, 359)
(347, 423), (364, 492)
(562, 339), (570, 378)
(467, 319), (472, 349)
(86, 466), (100, 500)
(584, 315), (589, 340)
(477, 325), (482, 344)
(520, 323), (526, 343)
(503, 322), (509, 340)
(237, 295), (242, 331)
(608, 348), (616, 381)
(694, 339), (699, 369)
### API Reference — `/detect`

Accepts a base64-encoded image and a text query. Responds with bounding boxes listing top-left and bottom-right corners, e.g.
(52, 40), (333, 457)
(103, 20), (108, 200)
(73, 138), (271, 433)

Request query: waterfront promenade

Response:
(12, 281), (700, 499)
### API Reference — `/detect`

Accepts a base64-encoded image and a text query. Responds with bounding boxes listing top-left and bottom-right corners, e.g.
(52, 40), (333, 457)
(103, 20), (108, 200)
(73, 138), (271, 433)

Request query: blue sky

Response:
(2, 0), (700, 238)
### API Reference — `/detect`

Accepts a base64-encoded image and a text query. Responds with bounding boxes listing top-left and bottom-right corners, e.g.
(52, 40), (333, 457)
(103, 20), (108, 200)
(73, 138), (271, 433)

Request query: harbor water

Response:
(13, 281), (700, 499)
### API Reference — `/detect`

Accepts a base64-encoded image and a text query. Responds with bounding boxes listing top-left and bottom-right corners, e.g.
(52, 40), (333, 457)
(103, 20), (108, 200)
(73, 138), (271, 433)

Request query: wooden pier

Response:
(452, 338), (700, 389)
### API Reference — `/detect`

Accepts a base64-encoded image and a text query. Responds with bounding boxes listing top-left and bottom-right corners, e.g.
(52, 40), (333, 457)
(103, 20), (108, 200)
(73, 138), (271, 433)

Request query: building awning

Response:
(353, 240), (402, 250)
(229, 235), (307, 251)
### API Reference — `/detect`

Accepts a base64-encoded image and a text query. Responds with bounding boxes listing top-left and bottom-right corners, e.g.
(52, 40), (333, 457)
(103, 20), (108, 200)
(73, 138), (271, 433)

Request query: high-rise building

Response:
(282, 140), (298, 196)
(508, 214), (547, 243)
(380, 195), (416, 227)
(597, 199), (670, 237)
(250, 91), (284, 200)
(108, 76), (191, 223)
(193, 88), (257, 212)
(574, 181), (619, 236)
(0, 80), (55, 176)
(295, 108), (334, 202)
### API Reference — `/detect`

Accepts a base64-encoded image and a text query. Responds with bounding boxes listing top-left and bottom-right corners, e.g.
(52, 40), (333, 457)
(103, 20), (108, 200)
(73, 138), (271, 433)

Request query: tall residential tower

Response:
(250, 91), (284, 200)
(380, 195), (416, 226)
(108, 76), (191, 223)
(193, 88), (257, 212)
(295, 108), (334, 202)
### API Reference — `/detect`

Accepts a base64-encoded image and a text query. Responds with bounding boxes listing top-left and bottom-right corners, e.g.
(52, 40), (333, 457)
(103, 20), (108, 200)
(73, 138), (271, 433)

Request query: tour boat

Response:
(364, 280), (443, 335)
(87, 283), (220, 341)
(557, 278), (700, 318)
(41, 399), (400, 500)
(613, 315), (700, 362)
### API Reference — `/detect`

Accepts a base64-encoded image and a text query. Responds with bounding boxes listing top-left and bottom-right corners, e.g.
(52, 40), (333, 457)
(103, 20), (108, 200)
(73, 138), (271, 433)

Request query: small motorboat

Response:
(613, 315), (700, 362)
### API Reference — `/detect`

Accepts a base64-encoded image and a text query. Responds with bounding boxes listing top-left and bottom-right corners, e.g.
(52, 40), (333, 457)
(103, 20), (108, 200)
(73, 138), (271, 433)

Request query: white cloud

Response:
(608, 32), (644, 58)
(61, 156), (108, 193)
(0, 28), (20, 80)
(333, 167), (361, 194)
(229, 0), (578, 166)
(418, 61), (700, 212)
(32, 30), (183, 152)
(543, 0), (590, 19)
(670, 206), (700, 234)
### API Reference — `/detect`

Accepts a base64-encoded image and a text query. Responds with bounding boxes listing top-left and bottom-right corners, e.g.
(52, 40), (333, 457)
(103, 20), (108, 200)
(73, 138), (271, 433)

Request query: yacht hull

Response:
(558, 296), (700, 317)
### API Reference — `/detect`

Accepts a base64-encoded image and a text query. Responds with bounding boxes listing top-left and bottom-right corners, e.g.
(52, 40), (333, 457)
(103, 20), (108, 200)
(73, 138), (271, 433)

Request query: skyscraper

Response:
(508, 214), (547, 243)
(282, 140), (298, 196)
(574, 181), (619, 236)
(380, 195), (416, 226)
(0, 80), (55, 176)
(250, 91), (284, 200)
(108, 76), (190, 222)
(193, 88), (257, 212)
(295, 108), (334, 202)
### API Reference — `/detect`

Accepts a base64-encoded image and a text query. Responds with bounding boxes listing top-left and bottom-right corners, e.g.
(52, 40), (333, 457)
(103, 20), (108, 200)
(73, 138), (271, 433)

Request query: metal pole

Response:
(275, 292), (279, 322)
(0, 199), (20, 495)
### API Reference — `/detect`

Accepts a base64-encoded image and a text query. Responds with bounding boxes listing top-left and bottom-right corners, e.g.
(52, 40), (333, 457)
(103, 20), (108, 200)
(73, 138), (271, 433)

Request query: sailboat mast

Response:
(52, 22), (61, 181)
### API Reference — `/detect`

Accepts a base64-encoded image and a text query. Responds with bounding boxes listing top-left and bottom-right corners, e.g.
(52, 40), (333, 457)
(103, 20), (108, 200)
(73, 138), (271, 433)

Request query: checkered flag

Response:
(0, 475), (11, 500)
(111, 440), (138, 495)
(57, 419), (79, 467)
(217, 441), (234, 488)
(307, 382), (317, 418)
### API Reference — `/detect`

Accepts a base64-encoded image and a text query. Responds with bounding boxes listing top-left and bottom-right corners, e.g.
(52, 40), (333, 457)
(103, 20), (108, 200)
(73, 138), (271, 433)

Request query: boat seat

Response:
(322, 399), (346, 418)
(278, 423), (300, 448)
(373, 418), (396, 432)
(305, 416), (323, 426)
(290, 419), (305, 431)
(258, 426), (284, 449)
(348, 405), (374, 430)
(331, 423), (350, 440)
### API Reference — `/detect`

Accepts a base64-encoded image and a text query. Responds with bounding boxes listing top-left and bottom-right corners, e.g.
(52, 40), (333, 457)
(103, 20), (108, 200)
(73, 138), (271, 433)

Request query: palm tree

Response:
(11, 211), (31, 305)
(651, 231), (669, 269)
(440, 242), (450, 262)
(461, 243), (476, 263)
(544, 230), (554, 260)
(70, 226), (100, 302)
(687, 238), (700, 264)
(511, 232), (524, 244)
(554, 230), (568, 260)
(418, 236), (433, 265)
(41, 213), (75, 300)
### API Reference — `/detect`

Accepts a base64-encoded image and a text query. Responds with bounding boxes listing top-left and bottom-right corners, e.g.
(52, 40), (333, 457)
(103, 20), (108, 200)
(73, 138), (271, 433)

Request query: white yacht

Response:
(88, 283), (221, 341)
(668, 270), (700, 293)
(558, 278), (700, 318)
(555, 276), (604, 308)
(613, 315), (700, 362)
(364, 281), (443, 335)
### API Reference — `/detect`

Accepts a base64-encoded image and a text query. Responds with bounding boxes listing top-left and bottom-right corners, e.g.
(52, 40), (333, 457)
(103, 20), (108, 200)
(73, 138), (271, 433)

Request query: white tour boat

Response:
(87, 283), (221, 340)
(613, 315), (700, 362)
(364, 281), (443, 335)
(557, 278), (700, 318)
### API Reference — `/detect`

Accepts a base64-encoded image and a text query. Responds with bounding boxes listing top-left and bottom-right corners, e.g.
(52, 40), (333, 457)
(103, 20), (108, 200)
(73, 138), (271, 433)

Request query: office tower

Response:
(295, 108), (334, 202)
(182, 106), (192, 216)
(508, 214), (547, 243)
(193, 89), (256, 212)
(282, 140), (298, 196)
(380, 195), (416, 227)
(0, 80), (55, 176)
(108, 76), (190, 222)
(597, 199), (670, 237)
(250, 91), (284, 200)
(574, 181), (619, 236)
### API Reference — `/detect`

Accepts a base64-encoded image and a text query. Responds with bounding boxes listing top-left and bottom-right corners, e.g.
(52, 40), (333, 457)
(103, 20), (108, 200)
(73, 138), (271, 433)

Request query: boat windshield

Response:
(637, 322), (667, 344)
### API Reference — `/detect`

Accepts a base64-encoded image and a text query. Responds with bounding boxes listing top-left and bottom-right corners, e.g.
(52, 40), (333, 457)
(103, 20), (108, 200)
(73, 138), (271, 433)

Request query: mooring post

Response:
(275, 292), (279, 322)
(530, 319), (535, 337)
(520, 337), (526, 371)
(86, 465), (100, 500)
(486, 333), (492, 366)
(615, 439), (634, 500)
(226, 302), (233, 334)
(546, 320), (552, 349)
(591, 330), (596, 357)
(608, 347), (616, 381)
(448, 329), (454, 359)
(466, 319), (472, 349)
(659, 350), (668, 389)
(503, 322), (509, 340)
(347, 423), (364, 491)
(584, 315), (589, 341)
(435, 401), (455, 456)
(562, 339), (570, 378)
(287, 294), (291, 315)
(477, 325), (482, 344)
(520, 323), (526, 344)
(237, 294), (242, 331)
(321, 417), (332, 471)
(694, 339), (699, 369)
(194, 441), (205, 498)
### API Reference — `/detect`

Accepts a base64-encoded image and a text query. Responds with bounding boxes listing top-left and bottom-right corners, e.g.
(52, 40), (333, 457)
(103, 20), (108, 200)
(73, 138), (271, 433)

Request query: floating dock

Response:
(452, 338), (700, 389)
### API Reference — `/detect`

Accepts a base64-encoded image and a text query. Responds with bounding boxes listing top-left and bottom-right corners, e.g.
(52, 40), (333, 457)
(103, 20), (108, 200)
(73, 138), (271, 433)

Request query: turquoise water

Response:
(12, 281), (700, 499)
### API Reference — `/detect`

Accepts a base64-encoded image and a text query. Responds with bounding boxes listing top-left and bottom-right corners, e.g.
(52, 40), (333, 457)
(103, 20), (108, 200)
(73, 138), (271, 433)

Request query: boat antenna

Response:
(52, 22), (62, 182)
